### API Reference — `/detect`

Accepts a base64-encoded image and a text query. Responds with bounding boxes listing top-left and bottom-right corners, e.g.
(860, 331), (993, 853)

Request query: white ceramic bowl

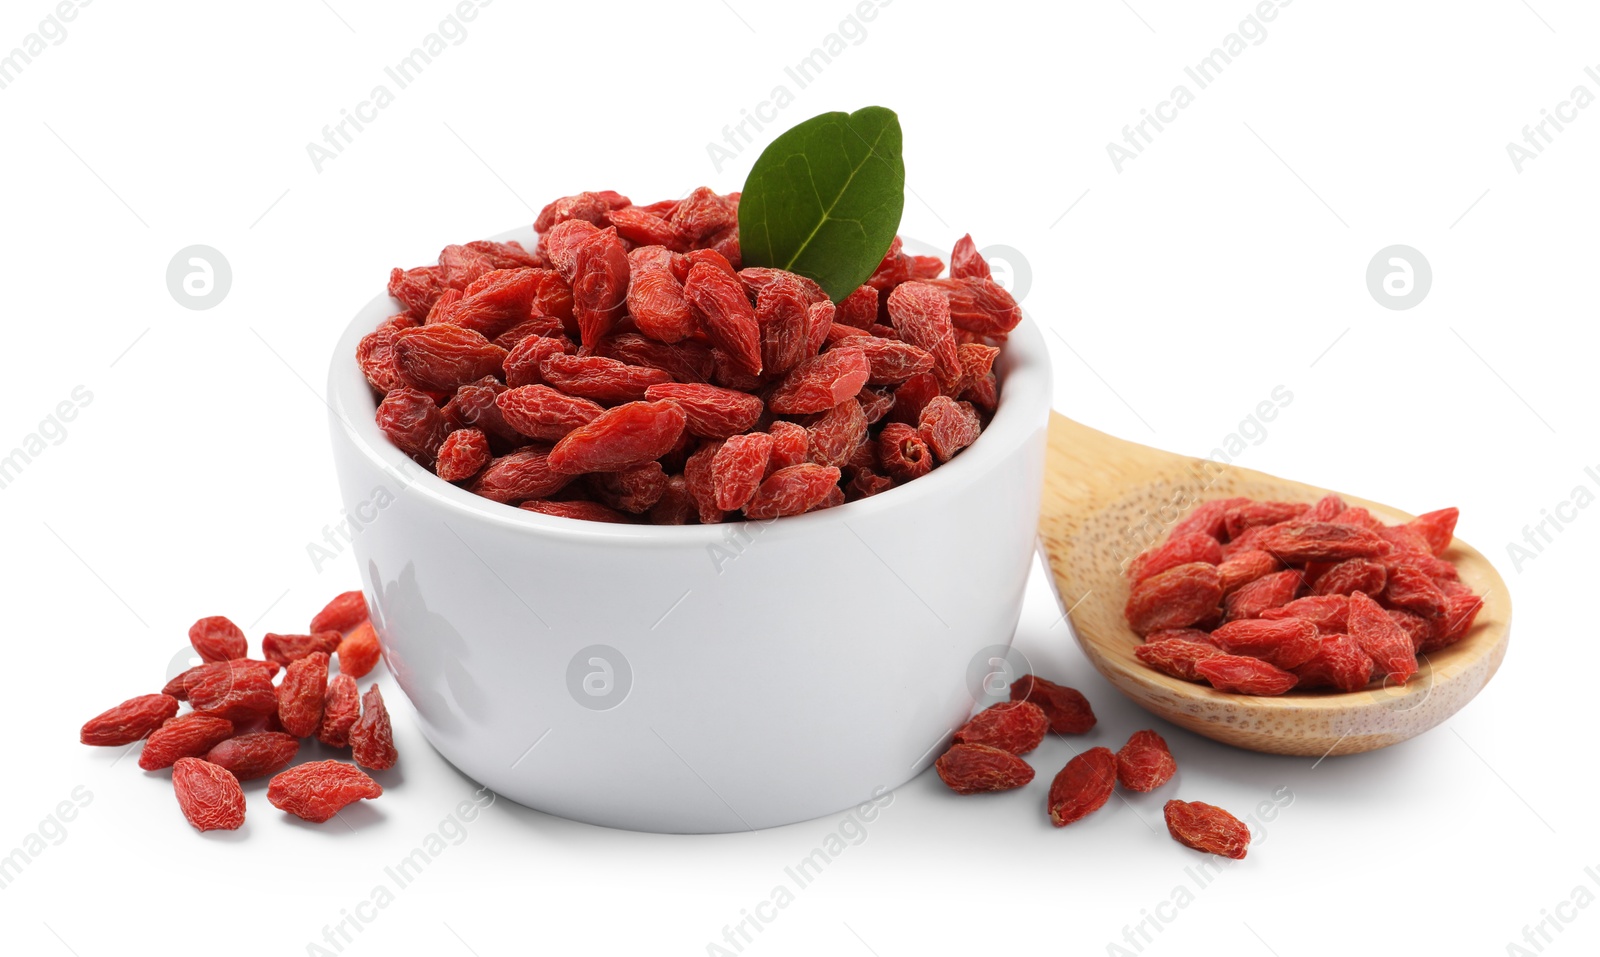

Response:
(326, 229), (1052, 832)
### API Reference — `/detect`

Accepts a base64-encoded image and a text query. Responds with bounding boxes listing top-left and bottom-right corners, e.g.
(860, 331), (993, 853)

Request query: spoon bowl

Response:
(1037, 414), (1511, 757)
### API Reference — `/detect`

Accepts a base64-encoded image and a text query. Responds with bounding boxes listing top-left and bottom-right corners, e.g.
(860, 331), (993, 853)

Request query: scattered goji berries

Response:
(81, 589), (395, 834)
(362, 196), (1021, 523)
(1124, 495), (1481, 694)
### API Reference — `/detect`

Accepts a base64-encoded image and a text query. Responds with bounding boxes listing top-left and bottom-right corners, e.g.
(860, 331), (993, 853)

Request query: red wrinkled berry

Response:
(1125, 562), (1225, 635)
(337, 622), (382, 679)
(877, 421), (933, 482)
(768, 349), (872, 416)
(350, 684), (398, 771)
(392, 324), (506, 393)
(935, 743), (1035, 794)
(469, 447), (572, 504)
(1164, 800), (1251, 859)
(1116, 730), (1176, 792)
(436, 428), (491, 482)
(1348, 591), (1418, 685)
(916, 395), (981, 462)
(187, 662), (278, 723)
(1210, 617), (1320, 669)
(548, 400), (688, 475)
(81, 694), (180, 746)
(318, 674), (360, 748)
(1292, 633), (1374, 693)
(684, 262), (762, 376)
(277, 651), (329, 738)
(204, 732), (300, 781)
(744, 464), (841, 520)
(172, 758), (246, 832)
(1194, 655), (1299, 695)
(1008, 674), (1096, 734)
(312, 591), (369, 635)
(188, 616), (247, 664)
(953, 700), (1049, 755)
(644, 383), (763, 439)
(376, 387), (449, 464)
(1047, 747), (1117, 827)
(267, 760), (383, 823)
(140, 714), (235, 771)
(263, 631), (342, 667)
(1134, 638), (1226, 682)
(711, 432), (774, 512)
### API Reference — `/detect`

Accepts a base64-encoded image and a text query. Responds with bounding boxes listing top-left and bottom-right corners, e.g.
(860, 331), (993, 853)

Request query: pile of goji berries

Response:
(934, 674), (1251, 858)
(79, 591), (395, 832)
(360, 187), (1021, 523)
(1125, 496), (1484, 695)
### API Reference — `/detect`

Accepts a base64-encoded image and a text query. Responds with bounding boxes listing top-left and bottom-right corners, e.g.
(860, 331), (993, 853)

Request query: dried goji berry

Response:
(357, 328), (404, 393)
(877, 421), (933, 482)
(711, 433), (774, 511)
(743, 464), (841, 520)
(1252, 521), (1388, 562)
(1164, 800), (1250, 859)
(1348, 591), (1418, 684)
(337, 622), (382, 679)
(204, 732), (300, 781)
(188, 616), (247, 664)
(548, 400), (688, 475)
(1260, 595), (1350, 634)
(1223, 501), (1310, 539)
(1223, 569), (1303, 620)
(568, 227), (630, 347)
(267, 760), (383, 823)
(172, 758), (246, 832)
(1427, 592), (1484, 650)
(649, 475), (693, 525)
(1047, 747), (1117, 827)
(1127, 532), (1223, 584)
(599, 334), (715, 384)
(1170, 497), (1252, 540)
(1312, 558), (1387, 598)
(540, 353), (672, 405)
(765, 421), (810, 474)
(834, 284), (878, 328)
(754, 272), (813, 376)
(392, 324), (507, 393)
(469, 447), (572, 504)
(626, 250), (697, 342)
(923, 276), (1022, 337)
(139, 714), (235, 771)
(953, 701), (1049, 755)
(1291, 633), (1374, 693)
(1386, 608), (1435, 651)
(317, 674), (360, 748)
(376, 387), (449, 464)
(807, 399), (867, 468)
(310, 591), (368, 635)
(188, 663), (278, 724)
(535, 191), (617, 233)
(917, 396), (981, 462)
(1134, 638), (1225, 682)
(435, 428), (491, 482)
(684, 441), (726, 524)
(768, 349), (872, 416)
(1116, 730), (1176, 792)
(263, 631), (342, 667)
(81, 693), (179, 746)
(1125, 562), (1224, 635)
(1215, 548), (1279, 594)
(886, 282), (961, 386)
(934, 743), (1035, 794)
(669, 187), (736, 245)
(442, 376), (521, 445)
(949, 234), (992, 281)
(611, 208), (684, 250)
(1382, 563), (1449, 619)
(1334, 506), (1382, 530)
(1194, 655), (1299, 695)
(587, 461), (668, 514)
(643, 383), (763, 439)
(503, 334), (575, 388)
(684, 262), (762, 375)
(1210, 617), (1320, 669)
(1407, 507), (1459, 555)
(277, 651), (329, 738)
(495, 385), (604, 442)
(1008, 674), (1096, 734)
(350, 684), (398, 771)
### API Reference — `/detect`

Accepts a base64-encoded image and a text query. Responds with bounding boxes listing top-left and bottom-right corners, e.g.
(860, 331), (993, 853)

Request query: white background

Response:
(3, 0), (1597, 954)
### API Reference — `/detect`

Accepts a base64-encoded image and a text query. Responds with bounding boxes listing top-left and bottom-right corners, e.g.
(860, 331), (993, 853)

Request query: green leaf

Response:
(737, 106), (905, 302)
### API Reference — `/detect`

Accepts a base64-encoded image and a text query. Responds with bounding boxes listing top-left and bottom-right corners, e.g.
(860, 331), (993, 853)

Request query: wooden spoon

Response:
(1037, 413), (1511, 757)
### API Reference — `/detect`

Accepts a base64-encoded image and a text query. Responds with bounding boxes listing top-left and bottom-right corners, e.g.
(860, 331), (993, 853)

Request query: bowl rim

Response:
(326, 229), (1053, 546)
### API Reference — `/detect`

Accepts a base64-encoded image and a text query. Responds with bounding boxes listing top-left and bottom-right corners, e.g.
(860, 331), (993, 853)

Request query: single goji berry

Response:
(337, 622), (382, 679)
(1406, 507), (1459, 556)
(877, 421), (933, 482)
(392, 324), (507, 394)
(1291, 633), (1374, 693)
(188, 616), (247, 664)
(1047, 747), (1117, 827)
(468, 447), (573, 504)
(587, 461), (669, 514)
(263, 631), (342, 667)
(277, 651), (329, 738)
(767, 349), (872, 415)
(934, 743), (1035, 794)
(310, 591), (369, 636)
(81, 694), (180, 746)
(521, 500), (633, 522)
(172, 758), (246, 832)
(1252, 521), (1388, 562)
(540, 353), (672, 405)
(188, 663), (278, 724)
(1348, 591), (1418, 684)
(317, 673), (360, 748)
(267, 760), (383, 823)
(626, 250), (697, 342)
(743, 464), (841, 520)
(1127, 532), (1223, 584)
(204, 732), (300, 781)
(1134, 638), (1226, 682)
(139, 714), (235, 771)
(711, 433), (774, 512)
(643, 383), (763, 439)
(548, 400), (688, 475)
(376, 387), (449, 464)
(684, 262), (762, 375)
(886, 282), (961, 386)
(807, 399), (867, 468)
(1382, 563), (1449, 619)
(436, 428), (491, 482)
(1223, 501), (1310, 539)
(1008, 674), (1097, 734)
(1116, 730), (1176, 792)
(1223, 569), (1303, 620)
(495, 385), (604, 442)
(1260, 595), (1350, 634)
(350, 684), (398, 771)
(1125, 562), (1225, 635)
(953, 700), (1049, 755)
(1210, 617), (1320, 669)
(1164, 799), (1251, 859)
(917, 396), (981, 462)
(1170, 497), (1252, 540)
(949, 234), (992, 281)
(503, 334), (575, 388)
(1312, 558), (1388, 598)
(1194, 655), (1299, 695)
(922, 276), (1022, 337)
